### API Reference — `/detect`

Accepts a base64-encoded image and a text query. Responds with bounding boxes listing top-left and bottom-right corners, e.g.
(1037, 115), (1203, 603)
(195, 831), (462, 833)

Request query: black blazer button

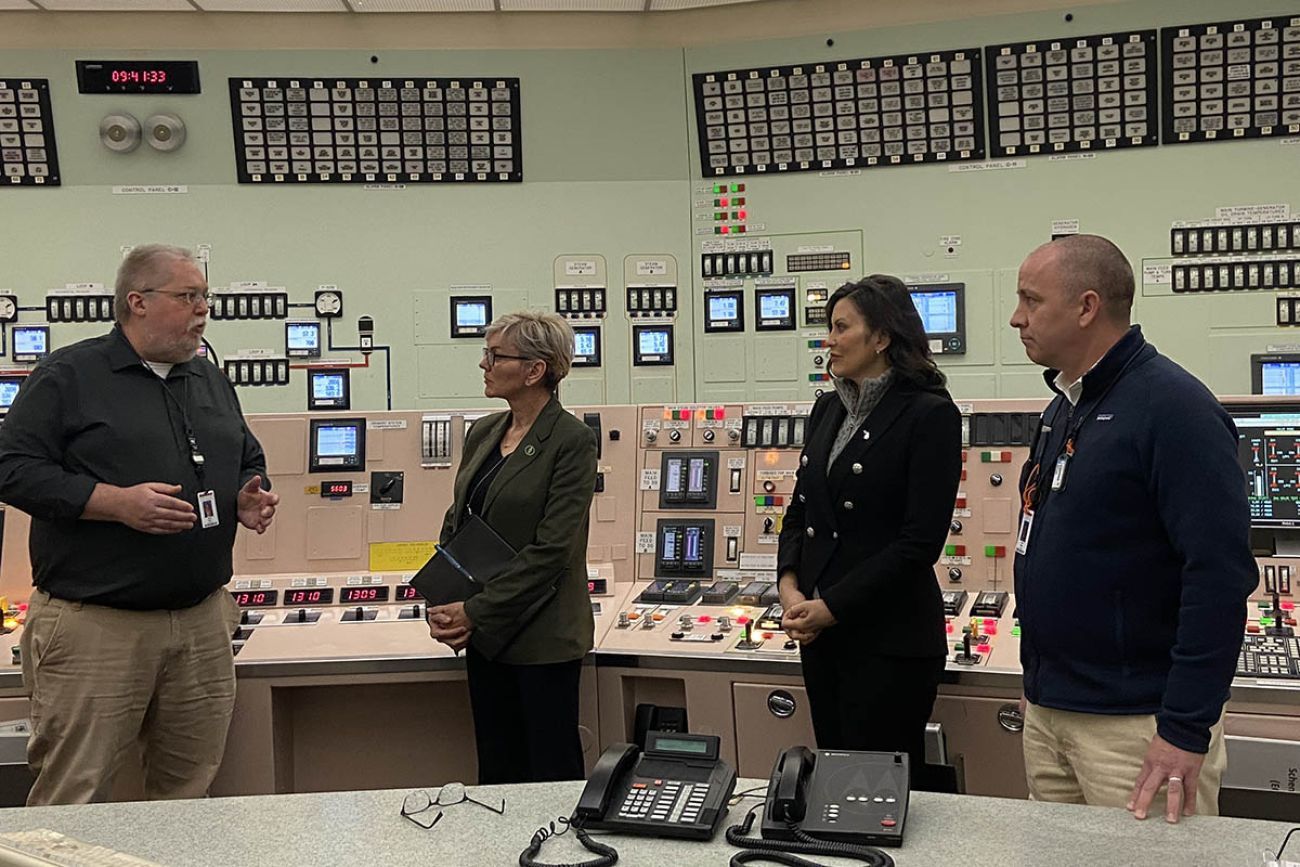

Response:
(852, 462), (863, 474)
(806, 527), (815, 538)
(843, 500), (854, 510)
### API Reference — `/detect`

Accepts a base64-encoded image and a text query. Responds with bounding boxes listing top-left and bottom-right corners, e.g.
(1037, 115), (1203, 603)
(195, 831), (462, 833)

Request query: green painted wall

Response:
(0, 0), (1295, 410)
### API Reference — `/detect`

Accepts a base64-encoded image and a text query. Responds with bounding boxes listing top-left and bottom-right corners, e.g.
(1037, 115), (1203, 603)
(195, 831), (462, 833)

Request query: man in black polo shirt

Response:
(1010, 234), (1255, 823)
(0, 244), (278, 805)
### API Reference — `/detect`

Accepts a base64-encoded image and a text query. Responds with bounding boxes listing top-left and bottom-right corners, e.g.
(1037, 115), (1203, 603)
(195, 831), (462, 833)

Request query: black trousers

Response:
(464, 645), (585, 785)
(799, 626), (945, 784)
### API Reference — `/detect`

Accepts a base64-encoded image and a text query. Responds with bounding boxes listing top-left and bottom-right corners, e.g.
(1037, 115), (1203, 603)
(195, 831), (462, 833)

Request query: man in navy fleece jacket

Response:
(1010, 235), (1255, 824)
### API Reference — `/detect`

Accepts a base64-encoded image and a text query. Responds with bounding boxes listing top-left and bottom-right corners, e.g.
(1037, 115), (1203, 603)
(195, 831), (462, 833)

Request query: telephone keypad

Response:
(616, 778), (702, 825)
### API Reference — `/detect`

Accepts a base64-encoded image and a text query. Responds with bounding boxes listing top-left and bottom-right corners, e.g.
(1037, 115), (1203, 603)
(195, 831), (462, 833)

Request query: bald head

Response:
(1025, 234), (1134, 323)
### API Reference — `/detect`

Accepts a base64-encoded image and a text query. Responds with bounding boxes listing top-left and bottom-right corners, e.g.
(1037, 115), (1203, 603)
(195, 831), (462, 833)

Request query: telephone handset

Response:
(761, 747), (910, 847)
(771, 745), (815, 823)
(572, 731), (736, 841)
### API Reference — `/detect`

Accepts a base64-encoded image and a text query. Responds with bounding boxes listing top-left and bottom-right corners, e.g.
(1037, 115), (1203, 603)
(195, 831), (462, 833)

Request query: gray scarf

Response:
(827, 369), (895, 474)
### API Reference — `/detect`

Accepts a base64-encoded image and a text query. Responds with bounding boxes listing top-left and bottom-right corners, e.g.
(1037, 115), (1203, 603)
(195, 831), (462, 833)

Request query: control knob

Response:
(702, 429), (715, 443)
(617, 611), (630, 629)
(668, 430), (682, 443)
(990, 474), (1004, 487)
(644, 429), (658, 443)
(728, 428), (740, 442)
(717, 616), (733, 632)
(948, 568), (963, 583)
(950, 519), (963, 534)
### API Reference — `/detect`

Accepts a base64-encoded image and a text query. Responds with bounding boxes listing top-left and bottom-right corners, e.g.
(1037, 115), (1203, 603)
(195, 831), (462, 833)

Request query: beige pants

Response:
(1023, 702), (1226, 815)
(21, 588), (240, 806)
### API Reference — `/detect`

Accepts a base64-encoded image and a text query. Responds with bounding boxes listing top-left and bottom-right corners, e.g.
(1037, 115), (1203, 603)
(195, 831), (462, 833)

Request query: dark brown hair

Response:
(824, 274), (946, 389)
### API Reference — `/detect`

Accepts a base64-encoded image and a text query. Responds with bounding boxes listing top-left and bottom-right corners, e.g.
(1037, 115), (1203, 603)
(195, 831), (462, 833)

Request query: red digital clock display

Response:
(283, 588), (334, 606)
(75, 60), (201, 95)
(396, 585), (422, 602)
(111, 69), (168, 84)
(340, 586), (390, 604)
(231, 589), (279, 608)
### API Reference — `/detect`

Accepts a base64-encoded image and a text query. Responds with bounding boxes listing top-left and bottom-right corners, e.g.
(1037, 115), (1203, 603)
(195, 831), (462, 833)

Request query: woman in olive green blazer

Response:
(427, 310), (598, 784)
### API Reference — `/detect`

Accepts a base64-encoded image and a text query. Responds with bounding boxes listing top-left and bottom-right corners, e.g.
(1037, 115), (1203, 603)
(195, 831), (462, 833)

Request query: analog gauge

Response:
(0, 296), (17, 323)
(314, 290), (343, 318)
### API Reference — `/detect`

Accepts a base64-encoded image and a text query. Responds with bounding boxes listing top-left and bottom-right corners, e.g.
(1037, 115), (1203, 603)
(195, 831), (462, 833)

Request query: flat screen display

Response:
(12, 326), (48, 361)
(1260, 363), (1300, 396)
(709, 295), (739, 321)
(759, 293), (790, 320)
(640, 329), (669, 356)
(455, 301), (488, 328)
(575, 331), (597, 358)
(1229, 406), (1300, 528)
(313, 373), (345, 400)
(911, 290), (959, 334)
(317, 424), (358, 458)
(286, 321), (321, 357)
(0, 378), (21, 408)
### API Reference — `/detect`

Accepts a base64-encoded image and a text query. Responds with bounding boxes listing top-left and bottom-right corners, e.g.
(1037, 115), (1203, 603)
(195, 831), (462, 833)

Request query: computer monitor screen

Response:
(759, 292), (790, 320)
(12, 326), (48, 362)
(640, 329), (669, 356)
(0, 377), (21, 409)
(1260, 362), (1300, 396)
(1225, 403), (1300, 555)
(313, 373), (345, 401)
(710, 295), (739, 321)
(308, 368), (350, 410)
(572, 327), (601, 367)
(911, 290), (959, 334)
(286, 321), (321, 357)
(317, 423), (358, 457)
(455, 301), (487, 328)
(308, 417), (366, 471)
(1251, 354), (1300, 396)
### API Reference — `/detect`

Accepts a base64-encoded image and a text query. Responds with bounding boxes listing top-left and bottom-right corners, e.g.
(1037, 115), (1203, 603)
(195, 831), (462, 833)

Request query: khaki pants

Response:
(21, 588), (240, 806)
(1023, 702), (1226, 815)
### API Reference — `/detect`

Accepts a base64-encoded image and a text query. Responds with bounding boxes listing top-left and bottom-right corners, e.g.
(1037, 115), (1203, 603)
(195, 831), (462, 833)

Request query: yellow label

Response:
(369, 541), (437, 572)
(305, 485), (320, 495)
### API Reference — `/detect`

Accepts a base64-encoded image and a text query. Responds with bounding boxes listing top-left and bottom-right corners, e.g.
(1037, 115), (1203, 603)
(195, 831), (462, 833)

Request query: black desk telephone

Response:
(762, 746), (910, 847)
(573, 731), (736, 840)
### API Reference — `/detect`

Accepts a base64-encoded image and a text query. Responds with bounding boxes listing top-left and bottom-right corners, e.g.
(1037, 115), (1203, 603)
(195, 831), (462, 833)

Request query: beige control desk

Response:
(0, 779), (1290, 867)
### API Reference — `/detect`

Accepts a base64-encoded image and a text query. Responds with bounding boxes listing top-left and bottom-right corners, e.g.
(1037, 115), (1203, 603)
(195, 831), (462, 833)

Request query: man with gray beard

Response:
(0, 244), (278, 805)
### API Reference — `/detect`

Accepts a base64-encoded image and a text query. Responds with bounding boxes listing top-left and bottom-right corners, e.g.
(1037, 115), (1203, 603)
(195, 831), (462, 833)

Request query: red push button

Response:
(976, 644), (992, 654)
(880, 819), (897, 828)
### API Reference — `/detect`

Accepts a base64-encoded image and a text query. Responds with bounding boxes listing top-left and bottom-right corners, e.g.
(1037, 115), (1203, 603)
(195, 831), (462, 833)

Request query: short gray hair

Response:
(115, 244), (196, 322)
(485, 310), (575, 391)
(1036, 234), (1135, 322)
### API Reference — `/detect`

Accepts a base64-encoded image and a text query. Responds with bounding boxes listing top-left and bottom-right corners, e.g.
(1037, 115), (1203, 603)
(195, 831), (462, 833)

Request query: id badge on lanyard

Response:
(1051, 452), (1070, 492)
(1015, 509), (1034, 555)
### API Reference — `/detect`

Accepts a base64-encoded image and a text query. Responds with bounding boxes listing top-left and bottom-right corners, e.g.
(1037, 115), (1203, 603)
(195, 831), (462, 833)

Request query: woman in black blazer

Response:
(779, 275), (963, 783)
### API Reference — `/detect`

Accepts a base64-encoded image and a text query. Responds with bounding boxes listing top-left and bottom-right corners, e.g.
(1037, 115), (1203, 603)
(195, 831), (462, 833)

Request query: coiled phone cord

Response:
(518, 817), (618, 867)
(725, 808), (894, 867)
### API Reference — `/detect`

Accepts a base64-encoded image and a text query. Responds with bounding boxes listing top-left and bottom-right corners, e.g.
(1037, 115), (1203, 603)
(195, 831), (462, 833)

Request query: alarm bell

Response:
(144, 113), (186, 152)
(99, 113), (141, 153)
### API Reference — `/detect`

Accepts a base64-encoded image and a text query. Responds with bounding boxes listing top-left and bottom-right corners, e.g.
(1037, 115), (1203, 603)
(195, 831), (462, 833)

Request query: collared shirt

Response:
(0, 326), (267, 610)
(1052, 370), (1085, 406)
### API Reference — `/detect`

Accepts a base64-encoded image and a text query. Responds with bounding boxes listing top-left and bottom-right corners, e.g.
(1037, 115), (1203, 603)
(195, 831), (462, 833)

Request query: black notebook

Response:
(413, 515), (554, 659)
